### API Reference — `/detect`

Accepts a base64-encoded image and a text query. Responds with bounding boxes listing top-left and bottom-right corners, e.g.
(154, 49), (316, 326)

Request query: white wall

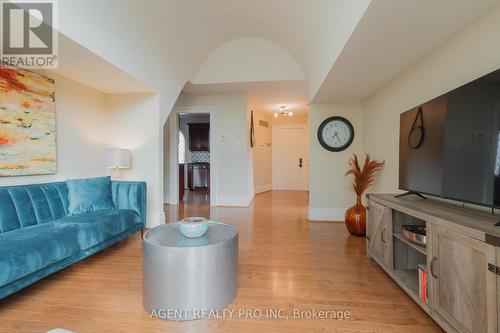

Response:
(253, 111), (272, 194)
(0, 72), (107, 187)
(105, 93), (164, 227)
(363, 5), (500, 194)
(173, 92), (254, 206)
(308, 102), (364, 221)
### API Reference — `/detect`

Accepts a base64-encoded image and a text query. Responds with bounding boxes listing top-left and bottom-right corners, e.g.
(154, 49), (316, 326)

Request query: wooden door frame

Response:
(272, 124), (309, 191)
(167, 106), (217, 206)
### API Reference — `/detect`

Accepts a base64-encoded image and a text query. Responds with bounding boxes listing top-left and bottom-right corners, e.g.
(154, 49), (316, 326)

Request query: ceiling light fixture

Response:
(274, 105), (293, 118)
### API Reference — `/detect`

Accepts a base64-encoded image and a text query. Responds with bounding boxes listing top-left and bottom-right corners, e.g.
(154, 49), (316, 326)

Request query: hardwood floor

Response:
(0, 191), (442, 332)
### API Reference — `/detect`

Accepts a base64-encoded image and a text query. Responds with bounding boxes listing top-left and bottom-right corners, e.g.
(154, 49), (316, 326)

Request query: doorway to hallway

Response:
(178, 113), (211, 203)
(164, 106), (217, 207)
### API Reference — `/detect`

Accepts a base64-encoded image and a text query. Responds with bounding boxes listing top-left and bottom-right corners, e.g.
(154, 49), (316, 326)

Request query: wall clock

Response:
(317, 116), (354, 152)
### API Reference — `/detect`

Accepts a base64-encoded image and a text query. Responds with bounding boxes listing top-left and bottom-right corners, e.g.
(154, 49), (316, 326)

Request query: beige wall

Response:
(106, 93), (162, 227)
(272, 113), (309, 126)
(253, 111), (273, 193)
(308, 102), (364, 221)
(363, 5), (500, 194)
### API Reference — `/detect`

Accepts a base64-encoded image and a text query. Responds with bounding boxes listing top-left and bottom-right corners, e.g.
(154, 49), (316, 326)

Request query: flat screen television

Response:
(399, 68), (500, 208)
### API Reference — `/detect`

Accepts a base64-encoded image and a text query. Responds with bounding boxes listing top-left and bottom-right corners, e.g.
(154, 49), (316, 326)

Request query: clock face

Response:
(317, 116), (354, 152)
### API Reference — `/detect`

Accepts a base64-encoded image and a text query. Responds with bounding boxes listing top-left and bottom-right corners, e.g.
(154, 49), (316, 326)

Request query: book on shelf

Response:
(418, 264), (428, 304)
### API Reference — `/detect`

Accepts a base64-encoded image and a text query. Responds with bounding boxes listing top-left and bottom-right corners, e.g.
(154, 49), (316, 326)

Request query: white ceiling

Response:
(54, 34), (154, 94)
(56, 0), (369, 110)
(183, 80), (309, 115)
(55, 0), (500, 110)
(313, 0), (500, 102)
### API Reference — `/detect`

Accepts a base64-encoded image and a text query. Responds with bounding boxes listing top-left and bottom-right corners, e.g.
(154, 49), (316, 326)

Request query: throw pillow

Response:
(67, 176), (114, 215)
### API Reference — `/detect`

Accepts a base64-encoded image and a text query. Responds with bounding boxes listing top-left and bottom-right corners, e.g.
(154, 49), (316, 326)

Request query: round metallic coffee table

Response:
(143, 221), (238, 320)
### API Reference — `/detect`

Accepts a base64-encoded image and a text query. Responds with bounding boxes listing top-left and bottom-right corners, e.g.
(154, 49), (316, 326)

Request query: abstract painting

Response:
(0, 66), (56, 176)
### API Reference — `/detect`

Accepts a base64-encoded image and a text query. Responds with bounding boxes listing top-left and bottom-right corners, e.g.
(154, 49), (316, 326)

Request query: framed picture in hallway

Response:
(0, 66), (56, 176)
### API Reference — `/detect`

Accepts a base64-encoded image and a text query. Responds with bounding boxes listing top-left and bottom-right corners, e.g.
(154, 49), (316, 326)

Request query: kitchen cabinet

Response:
(188, 123), (209, 151)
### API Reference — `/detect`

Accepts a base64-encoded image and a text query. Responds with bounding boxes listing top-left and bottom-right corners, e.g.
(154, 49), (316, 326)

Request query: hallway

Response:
(0, 191), (441, 332)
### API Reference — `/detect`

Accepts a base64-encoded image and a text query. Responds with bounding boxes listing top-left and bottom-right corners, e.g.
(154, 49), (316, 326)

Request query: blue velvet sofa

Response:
(0, 180), (146, 299)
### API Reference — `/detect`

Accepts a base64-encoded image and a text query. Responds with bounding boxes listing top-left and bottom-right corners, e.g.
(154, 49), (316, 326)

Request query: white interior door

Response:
(274, 127), (306, 190)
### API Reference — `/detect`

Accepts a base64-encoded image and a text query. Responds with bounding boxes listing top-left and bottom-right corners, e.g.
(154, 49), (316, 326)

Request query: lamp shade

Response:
(106, 148), (130, 168)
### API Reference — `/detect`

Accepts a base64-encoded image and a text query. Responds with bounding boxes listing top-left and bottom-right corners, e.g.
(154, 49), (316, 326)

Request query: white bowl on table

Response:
(178, 217), (209, 238)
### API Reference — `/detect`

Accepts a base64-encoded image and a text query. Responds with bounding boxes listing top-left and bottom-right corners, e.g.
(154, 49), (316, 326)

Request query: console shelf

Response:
(393, 268), (419, 294)
(366, 194), (499, 333)
(393, 232), (427, 255)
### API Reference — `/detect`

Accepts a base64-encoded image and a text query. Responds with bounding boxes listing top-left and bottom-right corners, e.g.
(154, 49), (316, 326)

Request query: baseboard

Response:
(254, 184), (272, 194)
(146, 212), (166, 227)
(308, 207), (346, 222)
(217, 191), (255, 207)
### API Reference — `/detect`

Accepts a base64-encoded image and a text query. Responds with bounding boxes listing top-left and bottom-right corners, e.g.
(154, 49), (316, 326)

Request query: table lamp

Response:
(106, 148), (130, 179)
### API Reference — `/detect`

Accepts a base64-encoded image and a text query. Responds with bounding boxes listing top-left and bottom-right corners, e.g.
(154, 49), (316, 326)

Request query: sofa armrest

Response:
(111, 181), (147, 226)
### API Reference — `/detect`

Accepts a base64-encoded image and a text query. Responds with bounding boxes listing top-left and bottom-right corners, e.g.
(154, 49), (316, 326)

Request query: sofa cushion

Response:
(0, 189), (21, 233)
(0, 223), (80, 286)
(67, 176), (114, 215)
(0, 183), (69, 234)
(55, 209), (141, 250)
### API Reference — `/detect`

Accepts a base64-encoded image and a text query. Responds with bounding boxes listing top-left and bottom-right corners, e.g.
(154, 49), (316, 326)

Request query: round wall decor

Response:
(317, 116), (354, 152)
